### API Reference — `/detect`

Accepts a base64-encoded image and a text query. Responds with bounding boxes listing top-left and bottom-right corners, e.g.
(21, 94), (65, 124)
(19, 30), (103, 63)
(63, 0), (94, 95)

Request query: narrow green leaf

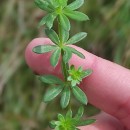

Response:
(38, 15), (48, 27)
(49, 0), (60, 8)
(55, 126), (60, 130)
(72, 86), (88, 105)
(49, 120), (56, 129)
(67, 0), (84, 10)
(46, 13), (57, 29)
(35, 0), (53, 12)
(43, 86), (63, 102)
(55, 125), (63, 130)
(55, 121), (61, 126)
(63, 47), (72, 63)
(67, 46), (85, 59)
(58, 114), (65, 121)
(45, 29), (60, 45)
(68, 126), (76, 130)
(39, 75), (63, 84)
(59, 14), (70, 31)
(58, 0), (68, 7)
(71, 80), (79, 87)
(46, 0), (58, 9)
(50, 48), (61, 67)
(64, 9), (89, 21)
(61, 28), (69, 43)
(33, 45), (57, 54)
(60, 86), (70, 108)
(66, 109), (72, 118)
(82, 69), (93, 78)
(66, 32), (87, 44)
(74, 106), (84, 119)
(77, 119), (96, 126)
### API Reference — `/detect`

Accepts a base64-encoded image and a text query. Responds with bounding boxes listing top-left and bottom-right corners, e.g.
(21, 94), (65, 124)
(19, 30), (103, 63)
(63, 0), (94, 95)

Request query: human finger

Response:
(79, 112), (124, 130)
(25, 38), (130, 129)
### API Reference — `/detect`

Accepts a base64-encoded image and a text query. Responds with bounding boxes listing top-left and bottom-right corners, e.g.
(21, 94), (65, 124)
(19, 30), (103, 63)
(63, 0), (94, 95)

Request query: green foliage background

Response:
(0, 0), (130, 130)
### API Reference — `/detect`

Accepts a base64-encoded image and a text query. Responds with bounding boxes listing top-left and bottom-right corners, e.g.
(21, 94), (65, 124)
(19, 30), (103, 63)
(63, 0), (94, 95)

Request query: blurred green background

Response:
(0, 0), (130, 130)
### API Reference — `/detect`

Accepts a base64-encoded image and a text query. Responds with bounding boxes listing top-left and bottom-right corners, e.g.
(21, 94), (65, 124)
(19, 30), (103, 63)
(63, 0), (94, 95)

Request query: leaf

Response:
(64, 9), (89, 21)
(68, 125), (76, 130)
(61, 28), (69, 43)
(49, 120), (56, 129)
(59, 14), (70, 31)
(58, 114), (65, 121)
(50, 48), (61, 67)
(46, 13), (57, 29)
(82, 69), (93, 78)
(58, 0), (68, 8)
(43, 86), (63, 102)
(55, 121), (61, 126)
(71, 80), (79, 87)
(67, 0), (84, 10)
(67, 46), (85, 59)
(77, 119), (96, 126)
(45, 28), (60, 45)
(55, 126), (59, 130)
(63, 46), (72, 63)
(46, 0), (58, 9)
(66, 109), (72, 118)
(66, 32), (87, 44)
(39, 75), (63, 84)
(55, 125), (63, 130)
(33, 45), (57, 54)
(60, 86), (70, 108)
(34, 0), (53, 12)
(74, 106), (84, 119)
(72, 86), (88, 105)
(47, 0), (60, 8)
(38, 14), (48, 27)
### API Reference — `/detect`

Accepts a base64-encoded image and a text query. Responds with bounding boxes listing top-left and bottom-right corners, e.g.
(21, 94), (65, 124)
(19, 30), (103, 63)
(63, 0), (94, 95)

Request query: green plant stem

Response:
(61, 50), (69, 81)
(58, 16), (71, 112)
(58, 21), (62, 46)
(58, 18), (69, 81)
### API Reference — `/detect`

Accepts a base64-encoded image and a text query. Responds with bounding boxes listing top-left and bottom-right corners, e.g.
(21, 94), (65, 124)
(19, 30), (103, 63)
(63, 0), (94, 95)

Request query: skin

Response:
(25, 38), (130, 130)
